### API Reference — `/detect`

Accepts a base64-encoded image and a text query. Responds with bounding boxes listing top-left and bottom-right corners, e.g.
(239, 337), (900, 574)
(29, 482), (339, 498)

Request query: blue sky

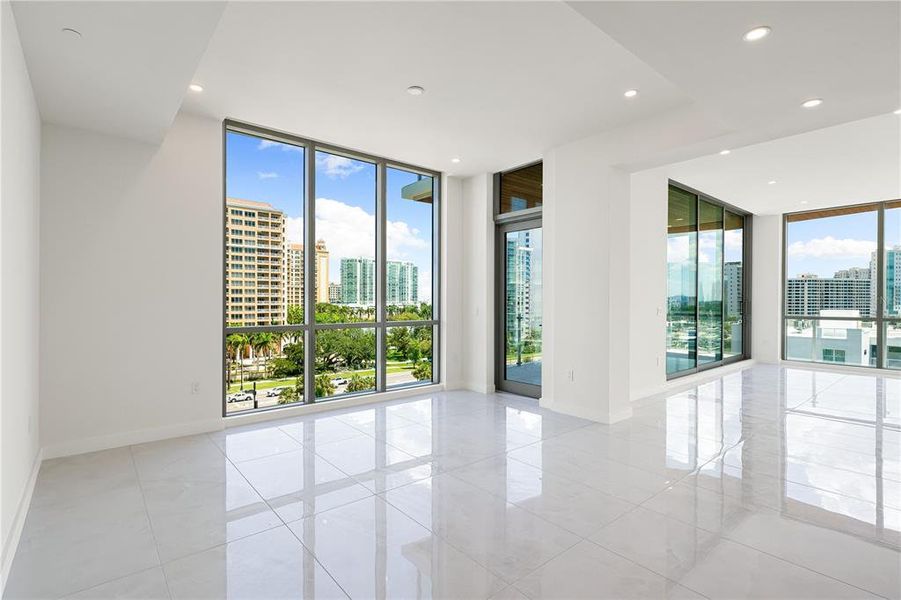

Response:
(786, 211), (877, 278)
(226, 131), (433, 299)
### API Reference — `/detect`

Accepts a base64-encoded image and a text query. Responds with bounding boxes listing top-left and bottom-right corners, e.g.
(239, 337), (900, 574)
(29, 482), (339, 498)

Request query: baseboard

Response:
(1, 448), (42, 594)
(538, 398), (632, 424)
(462, 381), (495, 394)
(41, 418), (224, 460)
(630, 359), (757, 404)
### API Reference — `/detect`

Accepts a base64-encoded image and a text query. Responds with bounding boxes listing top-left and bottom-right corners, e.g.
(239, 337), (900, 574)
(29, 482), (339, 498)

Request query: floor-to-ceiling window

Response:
(667, 182), (750, 378)
(495, 162), (542, 397)
(784, 200), (901, 369)
(224, 121), (439, 415)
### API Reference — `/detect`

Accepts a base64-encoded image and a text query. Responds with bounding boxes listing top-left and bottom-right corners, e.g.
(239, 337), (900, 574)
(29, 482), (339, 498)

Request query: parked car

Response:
(331, 377), (348, 386)
(227, 390), (254, 403)
(265, 387), (285, 397)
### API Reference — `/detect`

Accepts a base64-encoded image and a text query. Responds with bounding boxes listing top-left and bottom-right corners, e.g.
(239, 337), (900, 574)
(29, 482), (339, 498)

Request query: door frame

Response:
(495, 217), (543, 398)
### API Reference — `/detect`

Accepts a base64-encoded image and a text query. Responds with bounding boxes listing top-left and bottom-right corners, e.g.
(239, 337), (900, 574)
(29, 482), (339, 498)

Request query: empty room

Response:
(1, 1), (899, 598)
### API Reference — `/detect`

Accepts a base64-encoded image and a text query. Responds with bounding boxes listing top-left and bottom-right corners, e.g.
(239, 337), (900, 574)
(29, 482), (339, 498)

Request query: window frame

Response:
(666, 180), (753, 380)
(222, 120), (441, 417)
(782, 199), (901, 369)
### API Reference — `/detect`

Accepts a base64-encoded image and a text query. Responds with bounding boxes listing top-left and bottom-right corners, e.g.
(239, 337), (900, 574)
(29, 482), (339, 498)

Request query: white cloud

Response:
(667, 236), (690, 263)
(316, 154), (365, 179)
(725, 229), (743, 250)
(258, 139), (301, 152)
(787, 236), (876, 259)
(387, 220), (428, 260)
(257, 171), (279, 180)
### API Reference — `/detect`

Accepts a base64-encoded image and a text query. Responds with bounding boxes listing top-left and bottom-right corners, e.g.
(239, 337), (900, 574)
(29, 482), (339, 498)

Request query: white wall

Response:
(40, 113), (223, 457)
(459, 174), (494, 393)
(0, 0), (42, 584)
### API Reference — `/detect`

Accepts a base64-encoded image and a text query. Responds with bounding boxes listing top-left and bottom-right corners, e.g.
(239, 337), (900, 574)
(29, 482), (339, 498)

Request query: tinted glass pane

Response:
(315, 327), (376, 399)
(499, 163), (542, 214)
(387, 167), (433, 320)
(225, 331), (304, 414)
(225, 131), (304, 327)
(504, 227), (542, 386)
(315, 151), (376, 323)
(667, 186), (697, 374)
(698, 200), (723, 365)
(386, 326), (434, 387)
(723, 211), (744, 359)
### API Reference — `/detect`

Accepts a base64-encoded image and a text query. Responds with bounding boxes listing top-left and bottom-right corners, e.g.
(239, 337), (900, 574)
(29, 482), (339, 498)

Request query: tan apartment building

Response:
(284, 239), (331, 312)
(225, 198), (286, 326)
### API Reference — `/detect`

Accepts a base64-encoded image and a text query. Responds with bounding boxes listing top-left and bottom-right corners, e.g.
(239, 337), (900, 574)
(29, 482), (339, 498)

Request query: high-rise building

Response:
(225, 198), (286, 326)
(386, 260), (418, 306)
(880, 246), (901, 314)
(286, 240), (332, 312)
(724, 261), (742, 317)
(786, 274), (873, 317)
(835, 267), (870, 280)
(339, 258), (419, 306)
(315, 239), (330, 304)
(286, 243), (303, 310)
(329, 282), (342, 304)
(341, 258), (376, 306)
(506, 232), (534, 340)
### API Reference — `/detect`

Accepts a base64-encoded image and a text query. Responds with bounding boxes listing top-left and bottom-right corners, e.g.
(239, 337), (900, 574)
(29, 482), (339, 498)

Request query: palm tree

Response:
(250, 332), (279, 378)
(225, 333), (250, 388)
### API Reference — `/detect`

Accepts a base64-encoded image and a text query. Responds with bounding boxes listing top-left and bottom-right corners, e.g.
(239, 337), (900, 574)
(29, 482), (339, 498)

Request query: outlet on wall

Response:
(567, 369), (575, 382)
(191, 381), (200, 394)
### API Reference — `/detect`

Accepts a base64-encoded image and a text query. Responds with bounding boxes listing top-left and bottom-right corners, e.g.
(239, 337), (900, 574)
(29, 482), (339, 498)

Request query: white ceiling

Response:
(663, 113), (901, 215)
(12, 1), (225, 143)
(9, 0), (901, 196)
(181, 1), (691, 175)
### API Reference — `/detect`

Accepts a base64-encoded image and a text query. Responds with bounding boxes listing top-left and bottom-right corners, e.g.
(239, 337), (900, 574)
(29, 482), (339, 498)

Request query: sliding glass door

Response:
(667, 183), (750, 378)
(494, 162), (543, 397)
(497, 222), (542, 396)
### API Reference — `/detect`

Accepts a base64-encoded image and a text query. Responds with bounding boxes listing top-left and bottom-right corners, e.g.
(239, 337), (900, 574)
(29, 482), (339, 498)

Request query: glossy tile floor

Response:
(5, 364), (901, 599)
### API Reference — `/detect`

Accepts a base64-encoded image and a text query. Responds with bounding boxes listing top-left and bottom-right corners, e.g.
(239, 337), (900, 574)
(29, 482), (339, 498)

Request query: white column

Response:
(752, 214), (783, 363)
(540, 139), (632, 423)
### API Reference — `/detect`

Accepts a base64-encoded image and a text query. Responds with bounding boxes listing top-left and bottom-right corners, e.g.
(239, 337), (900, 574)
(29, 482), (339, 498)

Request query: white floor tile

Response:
(163, 526), (346, 599)
(6, 366), (901, 600)
(288, 495), (506, 599)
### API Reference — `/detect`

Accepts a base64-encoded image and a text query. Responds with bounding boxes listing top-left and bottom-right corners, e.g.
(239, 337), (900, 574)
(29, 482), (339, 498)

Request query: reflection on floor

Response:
(4, 364), (900, 599)
(505, 360), (542, 386)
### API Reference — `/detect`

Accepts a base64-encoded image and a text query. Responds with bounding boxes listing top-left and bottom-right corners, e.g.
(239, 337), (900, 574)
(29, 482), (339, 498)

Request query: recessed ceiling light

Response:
(451, 158), (461, 164)
(624, 89), (638, 98)
(801, 98), (823, 109)
(61, 27), (82, 39)
(743, 26), (771, 42)
(768, 180), (777, 185)
(406, 85), (425, 96)
(720, 149), (731, 156)
(894, 108), (901, 115)
(801, 200), (809, 205)
(188, 83), (204, 93)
